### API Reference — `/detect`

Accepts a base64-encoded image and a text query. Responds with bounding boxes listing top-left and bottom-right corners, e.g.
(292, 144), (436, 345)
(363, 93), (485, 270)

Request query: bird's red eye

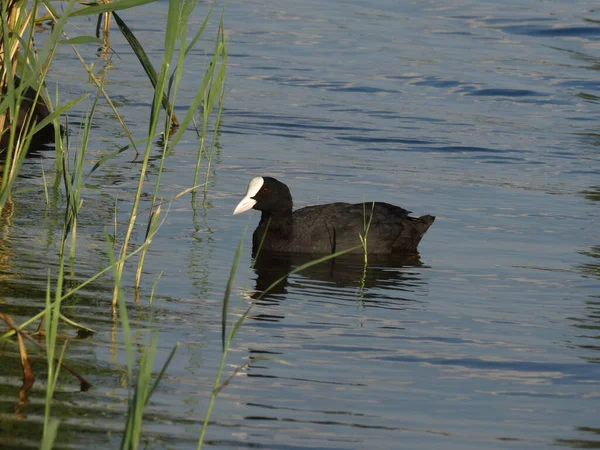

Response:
(263, 187), (269, 193)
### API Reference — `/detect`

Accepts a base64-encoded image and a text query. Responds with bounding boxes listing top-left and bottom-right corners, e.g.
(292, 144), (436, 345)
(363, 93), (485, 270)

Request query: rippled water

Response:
(1, 0), (600, 449)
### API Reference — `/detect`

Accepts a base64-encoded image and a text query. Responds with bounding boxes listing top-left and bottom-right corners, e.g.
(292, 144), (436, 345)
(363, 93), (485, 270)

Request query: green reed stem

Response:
(197, 228), (246, 449)
(135, 0), (194, 289)
(111, 0), (180, 309)
(357, 202), (375, 301)
(202, 20), (228, 198)
(197, 232), (362, 448)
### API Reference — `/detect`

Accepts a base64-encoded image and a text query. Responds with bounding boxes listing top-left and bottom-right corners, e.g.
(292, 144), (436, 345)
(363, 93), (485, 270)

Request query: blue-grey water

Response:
(1, 0), (599, 449)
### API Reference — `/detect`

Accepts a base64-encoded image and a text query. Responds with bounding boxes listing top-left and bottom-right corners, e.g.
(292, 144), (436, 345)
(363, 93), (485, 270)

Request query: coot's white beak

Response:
(233, 177), (264, 215)
(233, 196), (256, 215)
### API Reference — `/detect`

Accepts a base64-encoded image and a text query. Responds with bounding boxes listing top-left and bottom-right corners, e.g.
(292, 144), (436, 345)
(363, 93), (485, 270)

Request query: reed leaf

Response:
(111, 11), (177, 126)
(168, 40), (226, 150)
(58, 36), (103, 45)
(222, 226), (246, 351)
(68, 0), (156, 17)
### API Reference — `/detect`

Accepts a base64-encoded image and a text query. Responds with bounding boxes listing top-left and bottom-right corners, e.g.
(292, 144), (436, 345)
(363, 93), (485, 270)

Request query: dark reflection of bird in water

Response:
(249, 251), (429, 323)
(572, 186), (600, 363)
(572, 244), (600, 364)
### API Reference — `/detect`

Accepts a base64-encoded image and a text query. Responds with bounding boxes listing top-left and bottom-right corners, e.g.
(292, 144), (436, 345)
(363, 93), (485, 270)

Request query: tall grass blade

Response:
(221, 226), (246, 351)
(84, 137), (148, 180)
(111, 11), (177, 124)
(111, 0), (184, 307)
(58, 36), (103, 45)
(134, 205), (161, 289)
(169, 41), (225, 150)
(40, 418), (59, 450)
(146, 342), (178, 404)
(107, 235), (133, 378)
(183, 3), (213, 57)
(68, 0), (156, 17)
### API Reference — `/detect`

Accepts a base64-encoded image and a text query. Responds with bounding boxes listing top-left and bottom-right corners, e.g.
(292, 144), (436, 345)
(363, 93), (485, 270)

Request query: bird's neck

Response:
(259, 210), (293, 238)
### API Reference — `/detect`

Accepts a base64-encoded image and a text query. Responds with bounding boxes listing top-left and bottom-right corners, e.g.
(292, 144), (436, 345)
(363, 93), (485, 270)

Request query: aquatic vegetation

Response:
(0, 0), (228, 448)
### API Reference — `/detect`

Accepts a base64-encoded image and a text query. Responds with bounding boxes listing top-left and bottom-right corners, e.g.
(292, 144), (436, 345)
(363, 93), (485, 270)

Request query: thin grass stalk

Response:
(120, 336), (158, 449)
(0, 212), (166, 342)
(134, 1), (213, 288)
(111, 10), (179, 129)
(66, 38), (139, 156)
(109, 232), (137, 449)
(163, 1), (214, 144)
(108, 234), (134, 378)
(169, 40), (225, 152)
(221, 225), (246, 351)
(151, 0), (194, 201)
(134, 205), (161, 290)
(119, 336), (178, 450)
(57, 313), (94, 332)
(36, 0), (80, 185)
(0, 1), (31, 99)
(197, 234), (362, 449)
(0, 1), (17, 134)
(0, 0), (83, 212)
(42, 180), (73, 440)
(197, 229), (246, 449)
(200, 16), (227, 199)
(66, 0), (156, 18)
(134, 1), (195, 288)
(191, 23), (226, 194)
(66, 83), (103, 276)
(113, 196), (118, 248)
(0, 2), (27, 209)
(111, 0), (181, 309)
(148, 272), (162, 308)
(40, 159), (49, 205)
(39, 418), (59, 450)
(42, 270), (57, 440)
(35, 0), (149, 176)
(83, 137), (148, 181)
(165, 1), (195, 107)
(52, 87), (65, 189)
(210, 16), (227, 133)
(231, 247), (362, 341)
(357, 202), (375, 300)
(359, 202), (375, 265)
(112, 242), (178, 450)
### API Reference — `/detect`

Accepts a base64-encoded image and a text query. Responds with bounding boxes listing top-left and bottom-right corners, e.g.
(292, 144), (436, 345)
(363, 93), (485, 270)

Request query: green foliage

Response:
(2, 0), (227, 448)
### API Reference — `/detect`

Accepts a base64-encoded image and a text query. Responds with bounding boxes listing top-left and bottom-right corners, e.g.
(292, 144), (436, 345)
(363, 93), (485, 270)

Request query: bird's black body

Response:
(235, 177), (435, 256)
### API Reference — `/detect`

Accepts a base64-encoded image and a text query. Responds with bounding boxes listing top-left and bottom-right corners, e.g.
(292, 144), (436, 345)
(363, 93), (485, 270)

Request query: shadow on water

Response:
(555, 427), (600, 449)
(249, 251), (428, 322)
(568, 185), (600, 372)
(577, 186), (600, 279)
(581, 186), (600, 203)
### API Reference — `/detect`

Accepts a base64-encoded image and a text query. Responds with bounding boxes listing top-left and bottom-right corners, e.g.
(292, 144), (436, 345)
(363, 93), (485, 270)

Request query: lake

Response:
(1, 0), (599, 449)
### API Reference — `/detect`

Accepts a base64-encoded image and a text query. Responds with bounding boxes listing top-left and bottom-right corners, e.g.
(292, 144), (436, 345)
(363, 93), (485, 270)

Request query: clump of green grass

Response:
(111, 1), (227, 304)
(2, 0), (228, 448)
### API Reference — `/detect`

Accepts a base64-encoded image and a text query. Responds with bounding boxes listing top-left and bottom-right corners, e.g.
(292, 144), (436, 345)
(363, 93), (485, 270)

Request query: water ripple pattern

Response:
(1, 0), (599, 449)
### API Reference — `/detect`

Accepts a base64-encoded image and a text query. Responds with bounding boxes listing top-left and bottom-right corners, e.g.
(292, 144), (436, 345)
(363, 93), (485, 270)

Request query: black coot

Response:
(233, 177), (435, 255)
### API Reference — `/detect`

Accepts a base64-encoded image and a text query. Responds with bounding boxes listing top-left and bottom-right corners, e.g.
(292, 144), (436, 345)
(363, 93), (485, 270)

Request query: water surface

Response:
(1, 0), (599, 449)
